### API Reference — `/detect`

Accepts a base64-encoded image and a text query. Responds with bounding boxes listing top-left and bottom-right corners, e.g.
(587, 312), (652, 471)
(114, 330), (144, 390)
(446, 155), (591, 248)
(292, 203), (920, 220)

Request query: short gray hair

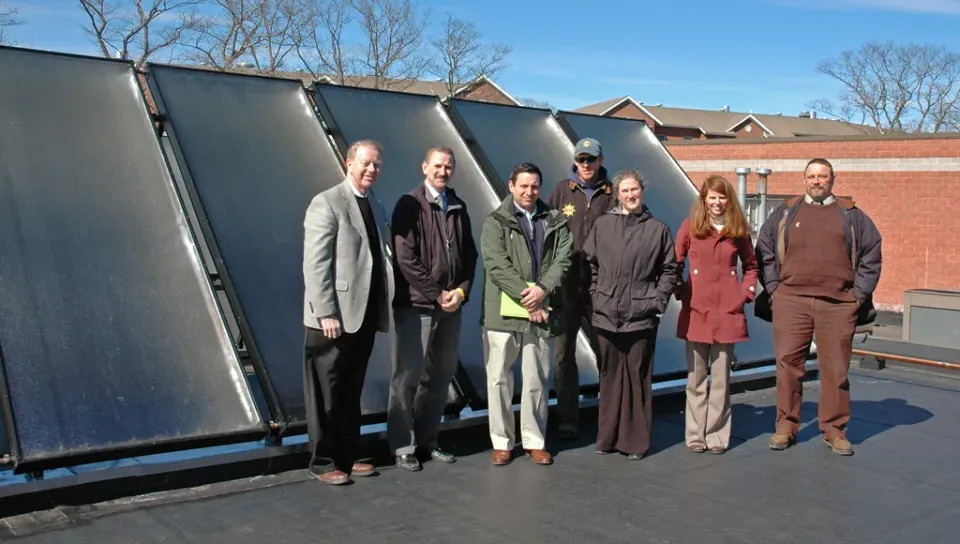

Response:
(613, 169), (646, 194)
(346, 139), (383, 161)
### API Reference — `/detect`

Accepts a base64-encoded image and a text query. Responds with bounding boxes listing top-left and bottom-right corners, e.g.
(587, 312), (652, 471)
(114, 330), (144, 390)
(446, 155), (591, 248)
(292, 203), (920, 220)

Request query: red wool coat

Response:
(674, 218), (759, 344)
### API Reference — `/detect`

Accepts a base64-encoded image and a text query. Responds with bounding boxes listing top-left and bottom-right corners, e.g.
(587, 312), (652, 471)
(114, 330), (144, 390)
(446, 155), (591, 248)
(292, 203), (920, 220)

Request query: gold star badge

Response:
(562, 203), (575, 216)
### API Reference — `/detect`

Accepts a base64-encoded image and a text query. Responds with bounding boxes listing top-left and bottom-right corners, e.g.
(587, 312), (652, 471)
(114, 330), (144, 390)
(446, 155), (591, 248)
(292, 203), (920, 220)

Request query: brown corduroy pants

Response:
(772, 292), (858, 439)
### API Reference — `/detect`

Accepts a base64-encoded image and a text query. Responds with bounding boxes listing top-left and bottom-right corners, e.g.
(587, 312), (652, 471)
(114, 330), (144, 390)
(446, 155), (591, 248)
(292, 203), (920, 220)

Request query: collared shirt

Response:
(513, 202), (535, 230)
(804, 193), (836, 206)
(349, 180), (367, 198)
(425, 181), (447, 211)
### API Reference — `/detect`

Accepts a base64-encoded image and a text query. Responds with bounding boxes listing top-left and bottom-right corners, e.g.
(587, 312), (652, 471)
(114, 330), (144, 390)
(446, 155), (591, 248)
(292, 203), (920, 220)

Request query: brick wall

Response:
(665, 135), (960, 311)
(459, 82), (517, 105)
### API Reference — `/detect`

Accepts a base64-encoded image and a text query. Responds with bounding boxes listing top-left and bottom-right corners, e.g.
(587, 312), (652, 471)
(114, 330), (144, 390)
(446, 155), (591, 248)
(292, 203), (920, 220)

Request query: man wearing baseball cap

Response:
(545, 137), (616, 440)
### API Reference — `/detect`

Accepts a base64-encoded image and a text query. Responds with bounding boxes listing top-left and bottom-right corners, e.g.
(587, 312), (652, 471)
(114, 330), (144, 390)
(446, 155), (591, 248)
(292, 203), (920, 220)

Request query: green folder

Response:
(500, 282), (535, 319)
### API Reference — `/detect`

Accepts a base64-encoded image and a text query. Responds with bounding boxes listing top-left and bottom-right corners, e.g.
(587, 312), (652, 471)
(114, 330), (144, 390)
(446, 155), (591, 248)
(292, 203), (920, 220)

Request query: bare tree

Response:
(78, 0), (201, 69)
(429, 13), (510, 98)
(351, 0), (429, 90)
(295, 0), (356, 83)
(0, 0), (22, 46)
(249, 0), (307, 73)
(180, 0), (264, 71)
(809, 41), (960, 133)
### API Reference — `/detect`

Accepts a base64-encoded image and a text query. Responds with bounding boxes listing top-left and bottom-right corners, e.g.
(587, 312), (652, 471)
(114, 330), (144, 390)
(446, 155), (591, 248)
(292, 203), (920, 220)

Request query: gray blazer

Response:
(303, 178), (393, 334)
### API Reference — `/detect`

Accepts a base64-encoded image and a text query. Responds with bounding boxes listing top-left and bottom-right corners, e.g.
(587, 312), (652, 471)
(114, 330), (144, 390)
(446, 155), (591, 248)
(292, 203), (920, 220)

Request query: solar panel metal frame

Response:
(145, 65), (314, 435)
(554, 110), (777, 375)
(310, 84), (501, 410)
(0, 47), (267, 472)
(444, 99), (602, 395)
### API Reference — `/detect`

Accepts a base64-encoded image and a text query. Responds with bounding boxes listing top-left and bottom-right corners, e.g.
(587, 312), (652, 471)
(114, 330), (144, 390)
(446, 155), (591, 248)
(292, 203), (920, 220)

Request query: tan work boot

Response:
(768, 430), (795, 451)
(822, 435), (854, 456)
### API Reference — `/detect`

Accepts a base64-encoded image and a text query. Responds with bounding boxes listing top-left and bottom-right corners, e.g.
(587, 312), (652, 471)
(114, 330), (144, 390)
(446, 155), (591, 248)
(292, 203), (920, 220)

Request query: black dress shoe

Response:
(429, 448), (457, 463)
(396, 454), (422, 471)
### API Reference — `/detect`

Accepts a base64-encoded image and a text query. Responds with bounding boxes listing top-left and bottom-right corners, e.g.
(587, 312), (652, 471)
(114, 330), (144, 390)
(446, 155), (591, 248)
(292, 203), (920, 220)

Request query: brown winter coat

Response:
(674, 218), (759, 344)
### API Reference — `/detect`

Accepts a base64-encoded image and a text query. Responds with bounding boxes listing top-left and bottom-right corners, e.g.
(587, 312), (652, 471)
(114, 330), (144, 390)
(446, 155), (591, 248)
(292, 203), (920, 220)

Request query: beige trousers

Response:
(483, 329), (551, 451)
(684, 342), (732, 449)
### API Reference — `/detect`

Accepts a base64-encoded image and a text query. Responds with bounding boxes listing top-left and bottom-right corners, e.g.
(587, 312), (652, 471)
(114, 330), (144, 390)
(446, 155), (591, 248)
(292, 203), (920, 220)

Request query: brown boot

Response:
(491, 449), (512, 465)
(769, 431), (795, 451)
(822, 436), (854, 456)
(526, 449), (553, 465)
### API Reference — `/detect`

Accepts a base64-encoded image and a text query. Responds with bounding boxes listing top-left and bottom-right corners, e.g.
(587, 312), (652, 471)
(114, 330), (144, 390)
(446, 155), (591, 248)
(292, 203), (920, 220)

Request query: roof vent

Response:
(775, 112), (782, 116)
(720, 105), (730, 112)
(799, 111), (812, 118)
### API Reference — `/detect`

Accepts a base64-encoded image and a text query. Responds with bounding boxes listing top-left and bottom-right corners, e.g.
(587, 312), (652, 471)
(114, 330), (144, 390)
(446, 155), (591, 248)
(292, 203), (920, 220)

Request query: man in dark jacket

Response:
(544, 137), (615, 439)
(388, 146), (479, 471)
(755, 158), (882, 456)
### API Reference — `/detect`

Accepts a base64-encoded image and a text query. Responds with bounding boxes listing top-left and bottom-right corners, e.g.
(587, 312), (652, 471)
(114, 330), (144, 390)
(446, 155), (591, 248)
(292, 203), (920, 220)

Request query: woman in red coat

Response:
(675, 175), (758, 454)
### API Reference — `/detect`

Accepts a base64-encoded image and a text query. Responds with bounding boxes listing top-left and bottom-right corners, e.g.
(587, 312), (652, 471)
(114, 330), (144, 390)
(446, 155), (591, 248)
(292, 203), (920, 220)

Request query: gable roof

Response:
(574, 95), (877, 137)
(310, 73), (520, 105)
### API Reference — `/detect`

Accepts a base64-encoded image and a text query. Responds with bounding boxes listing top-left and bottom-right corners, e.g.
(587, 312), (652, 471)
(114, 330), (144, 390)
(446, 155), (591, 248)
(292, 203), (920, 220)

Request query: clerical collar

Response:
(804, 194), (836, 206)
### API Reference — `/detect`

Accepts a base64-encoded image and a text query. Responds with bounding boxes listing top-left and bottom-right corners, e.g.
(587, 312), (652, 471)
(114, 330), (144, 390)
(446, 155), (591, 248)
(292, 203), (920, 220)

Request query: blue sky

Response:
(6, 0), (960, 116)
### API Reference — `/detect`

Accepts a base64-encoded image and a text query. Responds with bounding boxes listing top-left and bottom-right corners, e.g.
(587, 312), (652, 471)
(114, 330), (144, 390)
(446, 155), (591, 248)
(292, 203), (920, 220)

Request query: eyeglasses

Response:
(576, 155), (598, 164)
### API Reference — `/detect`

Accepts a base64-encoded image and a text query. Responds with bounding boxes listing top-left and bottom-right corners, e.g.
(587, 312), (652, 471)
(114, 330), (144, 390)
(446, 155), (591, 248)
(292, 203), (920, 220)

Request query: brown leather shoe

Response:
(526, 449), (553, 465)
(708, 446), (726, 454)
(351, 462), (376, 477)
(315, 470), (350, 485)
(769, 430), (795, 451)
(687, 444), (706, 453)
(491, 449), (512, 465)
(822, 436), (854, 456)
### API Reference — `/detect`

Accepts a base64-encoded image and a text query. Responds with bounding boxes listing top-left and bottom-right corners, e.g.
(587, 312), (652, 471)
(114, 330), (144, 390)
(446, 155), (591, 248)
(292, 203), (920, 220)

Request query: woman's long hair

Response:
(690, 175), (750, 239)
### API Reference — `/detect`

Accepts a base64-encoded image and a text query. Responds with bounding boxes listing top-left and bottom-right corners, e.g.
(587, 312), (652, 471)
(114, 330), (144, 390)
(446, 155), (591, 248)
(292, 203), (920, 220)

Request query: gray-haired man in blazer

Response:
(303, 139), (394, 485)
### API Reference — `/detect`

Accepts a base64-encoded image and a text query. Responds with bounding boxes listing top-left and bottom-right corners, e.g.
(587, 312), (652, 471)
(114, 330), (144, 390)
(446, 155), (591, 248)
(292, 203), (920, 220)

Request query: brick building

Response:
(665, 134), (960, 311)
(575, 96), (876, 141)
(309, 74), (520, 105)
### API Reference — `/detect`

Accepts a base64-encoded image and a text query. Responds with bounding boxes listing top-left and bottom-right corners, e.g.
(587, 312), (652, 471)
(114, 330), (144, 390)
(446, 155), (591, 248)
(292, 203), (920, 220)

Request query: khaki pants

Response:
(772, 292), (857, 439)
(684, 342), (732, 449)
(483, 329), (551, 451)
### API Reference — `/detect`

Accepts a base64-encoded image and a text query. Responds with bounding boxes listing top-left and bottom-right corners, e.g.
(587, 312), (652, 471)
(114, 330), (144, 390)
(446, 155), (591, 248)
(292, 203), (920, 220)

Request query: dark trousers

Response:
(553, 305), (599, 431)
(303, 321), (376, 474)
(387, 306), (462, 455)
(595, 328), (656, 456)
(772, 292), (858, 439)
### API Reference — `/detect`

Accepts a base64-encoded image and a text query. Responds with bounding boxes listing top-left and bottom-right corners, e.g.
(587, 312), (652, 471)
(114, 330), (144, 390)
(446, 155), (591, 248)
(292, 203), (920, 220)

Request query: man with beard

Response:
(544, 137), (616, 440)
(755, 158), (882, 456)
(388, 146), (479, 471)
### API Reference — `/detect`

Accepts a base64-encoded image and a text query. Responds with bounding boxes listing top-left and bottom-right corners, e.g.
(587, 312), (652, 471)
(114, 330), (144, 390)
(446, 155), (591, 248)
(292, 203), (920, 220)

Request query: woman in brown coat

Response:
(674, 175), (758, 454)
(583, 169), (679, 459)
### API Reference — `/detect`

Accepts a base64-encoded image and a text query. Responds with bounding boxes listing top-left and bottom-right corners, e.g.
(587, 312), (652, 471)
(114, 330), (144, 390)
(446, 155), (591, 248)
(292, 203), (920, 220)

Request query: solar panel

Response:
(312, 85), (503, 406)
(0, 47), (264, 471)
(148, 65), (457, 422)
(447, 100), (574, 193)
(447, 99), (599, 390)
(556, 111), (776, 371)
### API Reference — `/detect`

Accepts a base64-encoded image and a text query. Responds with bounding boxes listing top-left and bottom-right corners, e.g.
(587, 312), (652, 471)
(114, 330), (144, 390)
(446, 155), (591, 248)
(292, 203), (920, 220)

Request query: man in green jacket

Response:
(480, 162), (573, 467)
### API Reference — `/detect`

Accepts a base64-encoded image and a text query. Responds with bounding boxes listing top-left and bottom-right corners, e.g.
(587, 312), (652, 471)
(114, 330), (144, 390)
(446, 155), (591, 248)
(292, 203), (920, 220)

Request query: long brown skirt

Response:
(595, 328), (656, 456)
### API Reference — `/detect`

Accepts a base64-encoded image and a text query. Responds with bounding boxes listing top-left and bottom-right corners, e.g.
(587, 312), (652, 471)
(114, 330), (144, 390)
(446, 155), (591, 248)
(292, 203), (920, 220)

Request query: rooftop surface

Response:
(3, 363), (957, 543)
